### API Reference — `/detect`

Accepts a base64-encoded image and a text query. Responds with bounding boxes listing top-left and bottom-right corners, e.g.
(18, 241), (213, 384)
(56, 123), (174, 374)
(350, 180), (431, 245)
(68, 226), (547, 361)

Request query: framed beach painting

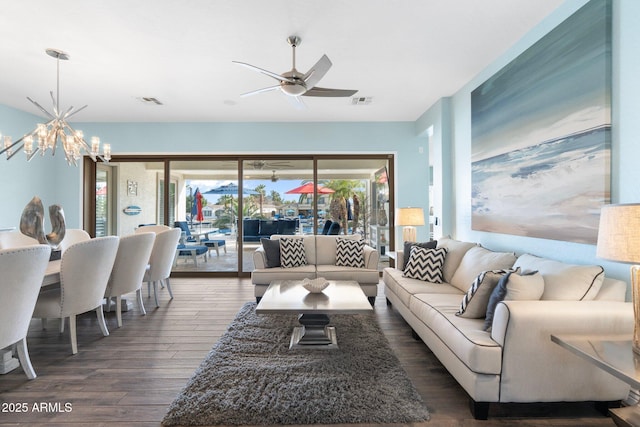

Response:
(471, 0), (611, 244)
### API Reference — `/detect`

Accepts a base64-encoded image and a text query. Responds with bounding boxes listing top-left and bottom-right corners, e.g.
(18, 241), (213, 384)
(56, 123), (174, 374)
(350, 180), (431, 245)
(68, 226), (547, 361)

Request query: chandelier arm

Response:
(26, 97), (55, 120)
(6, 143), (25, 160)
(65, 104), (88, 120)
(61, 105), (75, 119)
(26, 147), (41, 162)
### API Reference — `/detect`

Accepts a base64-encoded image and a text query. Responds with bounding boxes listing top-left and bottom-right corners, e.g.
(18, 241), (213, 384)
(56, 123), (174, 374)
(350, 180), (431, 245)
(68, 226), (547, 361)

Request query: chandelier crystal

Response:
(0, 48), (111, 166)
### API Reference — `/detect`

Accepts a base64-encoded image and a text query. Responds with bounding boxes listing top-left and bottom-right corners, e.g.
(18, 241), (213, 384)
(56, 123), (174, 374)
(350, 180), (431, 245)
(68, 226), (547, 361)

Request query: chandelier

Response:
(0, 48), (111, 166)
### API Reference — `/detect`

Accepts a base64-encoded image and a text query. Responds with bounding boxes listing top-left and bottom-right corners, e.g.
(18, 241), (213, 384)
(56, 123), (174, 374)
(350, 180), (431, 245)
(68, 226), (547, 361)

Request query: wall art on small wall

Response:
(127, 180), (138, 196)
(470, 0), (611, 245)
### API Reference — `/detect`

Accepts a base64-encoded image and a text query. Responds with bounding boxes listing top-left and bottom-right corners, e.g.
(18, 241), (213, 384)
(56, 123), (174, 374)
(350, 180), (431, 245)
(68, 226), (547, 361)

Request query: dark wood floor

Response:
(0, 279), (615, 426)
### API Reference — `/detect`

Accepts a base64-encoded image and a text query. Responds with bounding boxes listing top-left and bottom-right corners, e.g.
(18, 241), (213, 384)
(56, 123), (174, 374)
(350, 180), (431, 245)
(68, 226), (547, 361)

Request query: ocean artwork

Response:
(471, 0), (611, 244)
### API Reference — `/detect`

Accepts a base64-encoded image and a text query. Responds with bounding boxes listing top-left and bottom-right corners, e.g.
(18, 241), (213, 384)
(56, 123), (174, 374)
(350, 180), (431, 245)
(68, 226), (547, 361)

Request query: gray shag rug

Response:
(162, 302), (430, 426)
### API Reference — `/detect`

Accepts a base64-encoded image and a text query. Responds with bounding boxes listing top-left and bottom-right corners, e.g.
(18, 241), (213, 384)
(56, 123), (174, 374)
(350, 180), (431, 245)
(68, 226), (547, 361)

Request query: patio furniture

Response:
(174, 221), (226, 256)
(176, 243), (208, 266)
(0, 245), (51, 379)
(104, 232), (155, 327)
(32, 236), (119, 355)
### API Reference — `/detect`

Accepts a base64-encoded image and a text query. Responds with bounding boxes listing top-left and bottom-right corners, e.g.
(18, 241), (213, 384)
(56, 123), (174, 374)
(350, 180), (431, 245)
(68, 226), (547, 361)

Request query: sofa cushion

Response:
(335, 237), (365, 268)
(402, 240), (438, 271)
(317, 265), (380, 285)
(280, 237), (307, 268)
(410, 293), (503, 375)
(437, 237), (477, 283)
(484, 270), (544, 331)
(513, 253), (605, 301)
(260, 238), (281, 268)
(450, 246), (517, 293)
(403, 247), (447, 283)
(251, 265), (316, 284)
(456, 269), (511, 318)
(384, 267), (462, 306)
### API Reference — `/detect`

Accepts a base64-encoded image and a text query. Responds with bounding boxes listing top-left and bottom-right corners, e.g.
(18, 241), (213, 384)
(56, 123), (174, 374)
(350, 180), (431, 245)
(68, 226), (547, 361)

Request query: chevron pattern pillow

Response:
(336, 237), (365, 268)
(402, 246), (447, 283)
(279, 237), (307, 268)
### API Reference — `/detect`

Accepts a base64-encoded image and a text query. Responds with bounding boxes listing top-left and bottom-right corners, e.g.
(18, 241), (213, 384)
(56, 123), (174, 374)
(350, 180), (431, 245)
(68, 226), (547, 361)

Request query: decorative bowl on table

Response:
(302, 277), (330, 293)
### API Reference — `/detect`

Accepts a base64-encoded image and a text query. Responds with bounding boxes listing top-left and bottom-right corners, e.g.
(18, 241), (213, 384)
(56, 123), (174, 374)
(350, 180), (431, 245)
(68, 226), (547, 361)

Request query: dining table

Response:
(43, 259), (61, 287)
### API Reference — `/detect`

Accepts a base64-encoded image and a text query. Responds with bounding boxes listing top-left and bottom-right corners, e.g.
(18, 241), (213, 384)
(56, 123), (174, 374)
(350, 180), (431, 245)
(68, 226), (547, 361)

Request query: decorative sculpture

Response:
(19, 196), (66, 249)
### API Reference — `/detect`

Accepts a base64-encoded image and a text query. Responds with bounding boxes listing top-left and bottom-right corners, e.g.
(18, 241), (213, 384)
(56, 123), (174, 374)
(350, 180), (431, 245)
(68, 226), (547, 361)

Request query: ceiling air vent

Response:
(137, 97), (163, 105)
(351, 96), (372, 105)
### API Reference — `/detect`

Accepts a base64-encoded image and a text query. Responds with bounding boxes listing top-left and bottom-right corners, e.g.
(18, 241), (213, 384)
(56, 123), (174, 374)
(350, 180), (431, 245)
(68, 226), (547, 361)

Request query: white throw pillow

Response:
(505, 272), (545, 301)
(402, 247), (447, 283)
(279, 237), (307, 268)
(335, 237), (365, 268)
(513, 253), (604, 300)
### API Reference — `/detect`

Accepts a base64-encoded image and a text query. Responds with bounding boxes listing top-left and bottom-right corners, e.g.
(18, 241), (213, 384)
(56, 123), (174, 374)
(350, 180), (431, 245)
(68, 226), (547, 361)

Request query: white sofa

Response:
(383, 237), (634, 419)
(251, 234), (380, 304)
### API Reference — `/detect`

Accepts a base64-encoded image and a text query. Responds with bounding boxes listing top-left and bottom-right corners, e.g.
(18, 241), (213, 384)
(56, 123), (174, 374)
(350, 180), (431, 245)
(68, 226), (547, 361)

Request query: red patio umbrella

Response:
(194, 188), (204, 222)
(285, 182), (335, 194)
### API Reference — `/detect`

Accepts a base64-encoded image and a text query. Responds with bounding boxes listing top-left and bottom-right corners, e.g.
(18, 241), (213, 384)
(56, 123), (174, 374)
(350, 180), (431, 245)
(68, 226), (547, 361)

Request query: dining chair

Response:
(104, 232), (155, 327)
(135, 224), (170, 234)
(32, 236), (119, 355)
(143, 228), (181, 307)
(0, 245), (51, 379)
(58, 229), (90, 253)
(0, 230), (38, 249)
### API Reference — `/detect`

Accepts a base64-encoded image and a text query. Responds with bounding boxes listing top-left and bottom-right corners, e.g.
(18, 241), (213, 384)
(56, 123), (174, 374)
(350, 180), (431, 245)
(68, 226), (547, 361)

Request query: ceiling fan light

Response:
(280, 83), (306, 96)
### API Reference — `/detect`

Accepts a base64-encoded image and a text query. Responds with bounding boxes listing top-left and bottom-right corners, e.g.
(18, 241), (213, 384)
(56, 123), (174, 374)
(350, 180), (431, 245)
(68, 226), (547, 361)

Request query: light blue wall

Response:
(416, 0), (640, 289)
(0, 116), (430, 238)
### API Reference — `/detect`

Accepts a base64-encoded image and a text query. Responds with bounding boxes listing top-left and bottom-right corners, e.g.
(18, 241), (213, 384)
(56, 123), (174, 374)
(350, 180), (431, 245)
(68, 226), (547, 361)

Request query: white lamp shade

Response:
(596, 203), (640, 264)
(396, 207), (425, 226)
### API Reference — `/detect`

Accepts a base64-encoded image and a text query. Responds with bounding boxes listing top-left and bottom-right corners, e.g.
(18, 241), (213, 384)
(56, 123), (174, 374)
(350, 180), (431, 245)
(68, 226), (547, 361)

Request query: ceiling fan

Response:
(248, 160), (294, 170)
(233, 36), (358, 108)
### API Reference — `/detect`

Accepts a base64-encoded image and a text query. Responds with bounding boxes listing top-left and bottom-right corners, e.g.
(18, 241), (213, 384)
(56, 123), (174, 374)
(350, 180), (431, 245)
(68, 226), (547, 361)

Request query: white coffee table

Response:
(255, 280), (373, 349)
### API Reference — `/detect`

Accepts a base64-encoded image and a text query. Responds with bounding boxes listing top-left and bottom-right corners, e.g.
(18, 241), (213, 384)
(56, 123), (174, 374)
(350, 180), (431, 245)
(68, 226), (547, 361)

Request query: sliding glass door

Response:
(86, 154), (394, 276)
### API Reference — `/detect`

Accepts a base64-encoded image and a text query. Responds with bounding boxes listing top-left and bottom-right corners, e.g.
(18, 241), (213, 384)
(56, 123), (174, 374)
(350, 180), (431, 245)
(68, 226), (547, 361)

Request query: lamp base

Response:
(402, 226), (417, 243)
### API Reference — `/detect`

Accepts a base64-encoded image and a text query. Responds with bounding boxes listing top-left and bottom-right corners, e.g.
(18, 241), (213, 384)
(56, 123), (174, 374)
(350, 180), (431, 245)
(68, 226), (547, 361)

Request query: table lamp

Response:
(396, 207), (425, 243)
(596, 203), (640, 354)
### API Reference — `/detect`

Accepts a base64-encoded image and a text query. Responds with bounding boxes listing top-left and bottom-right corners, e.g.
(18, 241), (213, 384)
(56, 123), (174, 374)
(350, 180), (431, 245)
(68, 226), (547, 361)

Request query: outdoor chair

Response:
(174, 221), (226, 256)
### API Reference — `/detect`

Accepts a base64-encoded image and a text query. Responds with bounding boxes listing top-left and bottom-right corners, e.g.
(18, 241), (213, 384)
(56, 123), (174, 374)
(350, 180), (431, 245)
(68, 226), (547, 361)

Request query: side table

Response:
(551, 334), (640, 427)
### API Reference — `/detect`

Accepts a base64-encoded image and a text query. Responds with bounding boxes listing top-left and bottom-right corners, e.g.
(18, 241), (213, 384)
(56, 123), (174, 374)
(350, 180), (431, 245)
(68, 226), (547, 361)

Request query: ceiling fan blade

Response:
(303, 87), (358, 97)
(240, 85), (281, 98)
(285, 95), (307, 110)
(303, 54), (332, 89)
(232, 61), (296, 83)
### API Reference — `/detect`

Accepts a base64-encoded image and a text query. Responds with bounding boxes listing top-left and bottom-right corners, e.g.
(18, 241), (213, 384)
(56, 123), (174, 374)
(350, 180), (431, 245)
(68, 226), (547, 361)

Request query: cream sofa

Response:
(383, 237), (634, 419)
(251, 234), (380, 304)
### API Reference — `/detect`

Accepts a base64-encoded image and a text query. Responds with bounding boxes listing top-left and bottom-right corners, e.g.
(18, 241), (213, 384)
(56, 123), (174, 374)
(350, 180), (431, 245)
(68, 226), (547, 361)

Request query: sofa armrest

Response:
(253, 246), (267, 269)
(363, 245), (379, 269)
(491, 300), (633, 402)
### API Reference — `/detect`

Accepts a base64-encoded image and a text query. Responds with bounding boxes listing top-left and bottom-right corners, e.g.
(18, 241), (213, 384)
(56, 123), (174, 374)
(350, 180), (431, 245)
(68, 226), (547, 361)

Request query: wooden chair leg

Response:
(153, 281), (160, 307)
(115, 296), (123, 328)
(16, 338), (36, 380)
(166, 278), (174, 299)
(69, 315), (78, 355)
(96, 306), (109, 337)
(136, 288), (146, 315)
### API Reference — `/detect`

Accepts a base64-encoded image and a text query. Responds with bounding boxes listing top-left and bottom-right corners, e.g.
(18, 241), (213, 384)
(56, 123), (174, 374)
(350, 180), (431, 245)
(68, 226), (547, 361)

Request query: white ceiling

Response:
(0, 0), (564, 123)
